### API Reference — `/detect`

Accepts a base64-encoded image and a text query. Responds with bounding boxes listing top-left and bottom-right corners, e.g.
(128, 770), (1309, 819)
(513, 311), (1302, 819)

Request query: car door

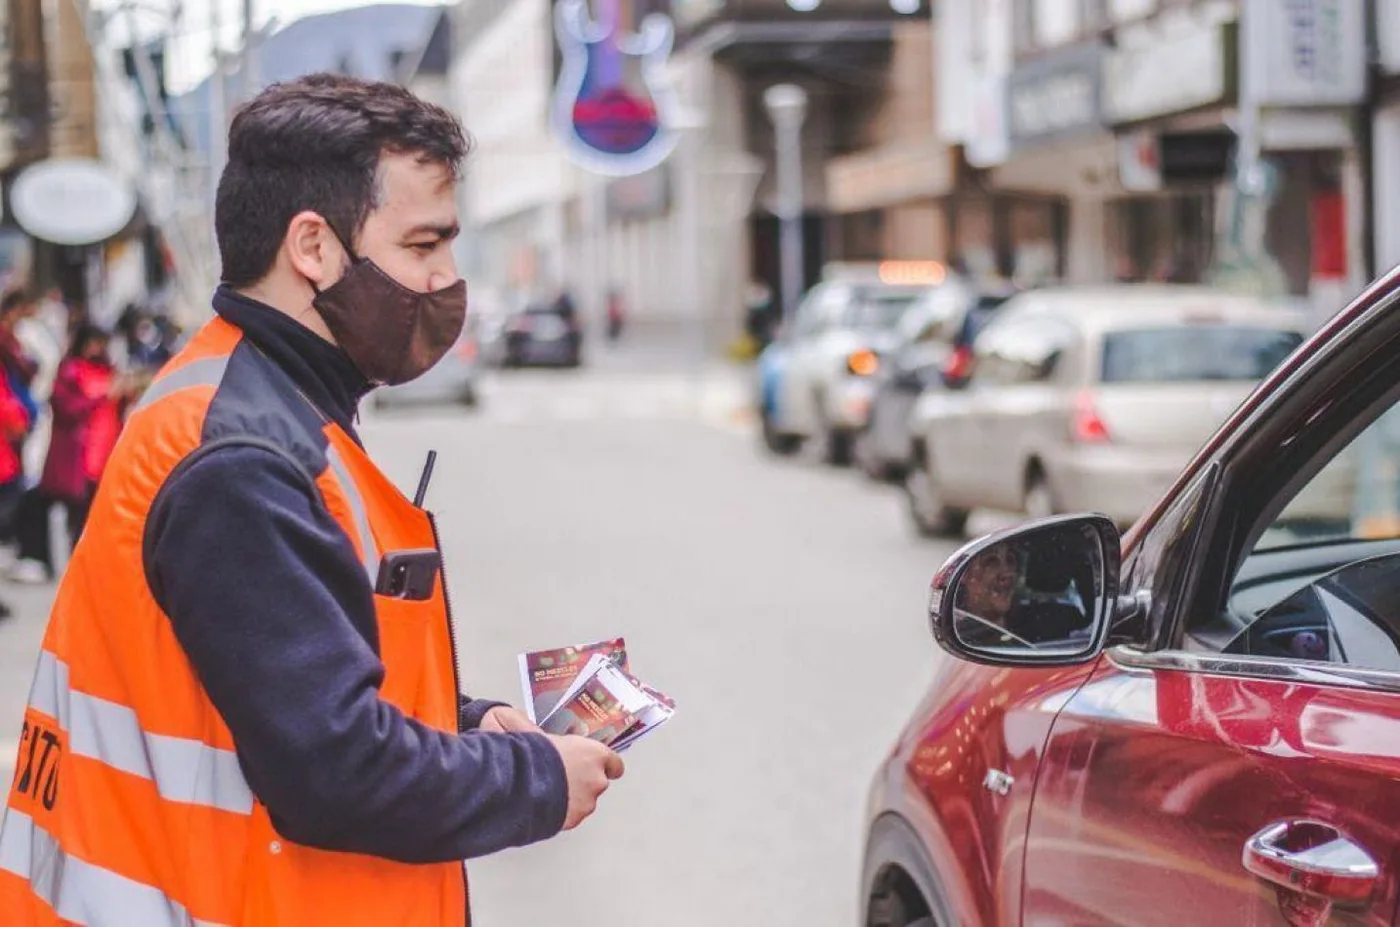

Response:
(973, 315), (1079, 512)
(1021, 295), (1400, 925)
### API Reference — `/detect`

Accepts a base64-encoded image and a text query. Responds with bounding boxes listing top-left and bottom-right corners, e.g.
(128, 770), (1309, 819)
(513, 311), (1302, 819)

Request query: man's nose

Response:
(427, 254), (459, 293)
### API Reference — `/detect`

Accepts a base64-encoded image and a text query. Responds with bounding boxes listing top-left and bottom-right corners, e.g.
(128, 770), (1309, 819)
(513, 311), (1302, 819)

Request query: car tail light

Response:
(1071, 390), (1111, 444)
(943, 345), (973, 382)
(847, 349), (880, 377)
(456, 337), (478, 361)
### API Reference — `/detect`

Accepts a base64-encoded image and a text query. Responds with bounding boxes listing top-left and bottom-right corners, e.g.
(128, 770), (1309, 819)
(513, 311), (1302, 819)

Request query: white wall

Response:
(453, 0), (570, 227)
(1109, 0), (1157, 22)
(1374, 103), (1400, 275)
(1034, 0), (1080, 48)
(1381, 0), (1400, 74)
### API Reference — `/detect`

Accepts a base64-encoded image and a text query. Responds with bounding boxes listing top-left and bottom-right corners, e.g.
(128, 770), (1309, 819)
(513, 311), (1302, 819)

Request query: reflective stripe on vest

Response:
(0, 809), (224, 926)
(133, 355), (232, 413)
(325, 443), (381, 583)
(27, 650), (253, 815)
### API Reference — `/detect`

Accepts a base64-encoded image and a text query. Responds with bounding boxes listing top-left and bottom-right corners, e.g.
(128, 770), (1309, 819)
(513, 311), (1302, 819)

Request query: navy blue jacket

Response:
(142, 288), (567, 862)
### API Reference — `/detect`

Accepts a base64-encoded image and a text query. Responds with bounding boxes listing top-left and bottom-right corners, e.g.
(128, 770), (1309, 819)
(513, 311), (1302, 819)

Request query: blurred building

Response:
(449, 0), (932, 349)
(1374, 0), (1400, 275)
(940, 0), (1369, 321)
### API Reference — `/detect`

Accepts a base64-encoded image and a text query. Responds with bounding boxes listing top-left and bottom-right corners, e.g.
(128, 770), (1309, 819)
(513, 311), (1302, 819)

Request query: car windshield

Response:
(1100, 325), (1303, 384)
(848, 292), (921, 330)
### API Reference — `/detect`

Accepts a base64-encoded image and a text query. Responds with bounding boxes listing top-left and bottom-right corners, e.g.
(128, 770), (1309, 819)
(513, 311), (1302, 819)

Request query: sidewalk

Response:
(0, 578), (58, 785)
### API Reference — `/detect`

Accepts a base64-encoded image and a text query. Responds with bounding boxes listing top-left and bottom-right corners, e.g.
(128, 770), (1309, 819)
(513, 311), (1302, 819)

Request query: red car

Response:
(863, 268), (1400, 926)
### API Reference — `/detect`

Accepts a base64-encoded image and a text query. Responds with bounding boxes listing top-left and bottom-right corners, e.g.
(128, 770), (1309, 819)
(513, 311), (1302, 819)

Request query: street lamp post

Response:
(764, 83), (807, 325)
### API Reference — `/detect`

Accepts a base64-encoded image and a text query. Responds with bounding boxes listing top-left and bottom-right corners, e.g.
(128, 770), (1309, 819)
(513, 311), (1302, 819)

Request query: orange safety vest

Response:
(0, 317), (468, 926)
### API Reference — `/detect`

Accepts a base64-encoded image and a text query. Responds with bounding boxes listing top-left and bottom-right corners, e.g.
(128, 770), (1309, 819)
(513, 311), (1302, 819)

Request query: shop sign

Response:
(1242, 0), (1366, 107)
(1007, 43), (1105, 150)
(1103, 22), (1235, 124)
(11, 159), (136, 246)
(1118, 131), (1161, 192)
(967, 73), (1010, 168)
(552, 0), (680, 177)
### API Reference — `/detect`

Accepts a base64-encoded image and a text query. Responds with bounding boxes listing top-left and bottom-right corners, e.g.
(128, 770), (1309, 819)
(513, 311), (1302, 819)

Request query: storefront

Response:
(1101, 18), (1238, 283)
(1237, 0), (1367, 317)
(987, 41), (1112, 284)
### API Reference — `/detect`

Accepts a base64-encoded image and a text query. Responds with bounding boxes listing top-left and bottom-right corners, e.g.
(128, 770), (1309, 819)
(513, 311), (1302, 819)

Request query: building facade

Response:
(940, 0), (1370, 323)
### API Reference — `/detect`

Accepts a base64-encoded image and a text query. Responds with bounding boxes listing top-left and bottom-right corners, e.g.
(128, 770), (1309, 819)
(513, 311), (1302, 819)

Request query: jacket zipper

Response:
(426, 511), (463, 735)
(426, 509), (471, 924)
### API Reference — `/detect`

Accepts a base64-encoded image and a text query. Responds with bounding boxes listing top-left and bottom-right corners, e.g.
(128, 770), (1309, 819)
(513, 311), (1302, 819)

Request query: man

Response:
(0, 75), (622, 925)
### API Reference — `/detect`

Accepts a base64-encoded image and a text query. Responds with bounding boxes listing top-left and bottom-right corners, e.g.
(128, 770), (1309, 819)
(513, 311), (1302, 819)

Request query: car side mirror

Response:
(928, 515), (1124, 667)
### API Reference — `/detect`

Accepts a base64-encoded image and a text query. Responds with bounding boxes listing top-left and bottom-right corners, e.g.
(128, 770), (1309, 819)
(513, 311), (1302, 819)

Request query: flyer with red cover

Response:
(517, 637), (629, 723)
(518, 637), (673, 751)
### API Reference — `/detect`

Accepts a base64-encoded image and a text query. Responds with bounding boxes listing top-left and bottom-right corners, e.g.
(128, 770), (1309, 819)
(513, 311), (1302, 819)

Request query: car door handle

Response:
(1243, 820), (1379, 905)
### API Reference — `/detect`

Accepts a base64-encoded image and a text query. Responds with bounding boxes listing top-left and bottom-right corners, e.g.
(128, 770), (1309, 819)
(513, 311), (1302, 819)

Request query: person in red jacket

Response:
(11, 325), (129, 582)
(0, 350), (29, 613)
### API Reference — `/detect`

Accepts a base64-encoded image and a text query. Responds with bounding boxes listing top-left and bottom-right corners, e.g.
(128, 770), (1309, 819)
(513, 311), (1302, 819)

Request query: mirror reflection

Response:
(952, 523), (1105, 656)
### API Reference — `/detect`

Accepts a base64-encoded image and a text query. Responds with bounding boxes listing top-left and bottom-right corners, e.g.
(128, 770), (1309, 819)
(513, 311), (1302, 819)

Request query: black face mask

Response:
(310, 230), (467, 386)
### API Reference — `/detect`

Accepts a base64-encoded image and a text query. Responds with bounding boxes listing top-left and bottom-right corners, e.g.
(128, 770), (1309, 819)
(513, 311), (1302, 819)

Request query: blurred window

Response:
(974, 315), (1076, 385)
(1099, 326), (1302, 384)
(845, 290), (922, 331)
(792, 285), (843, 337)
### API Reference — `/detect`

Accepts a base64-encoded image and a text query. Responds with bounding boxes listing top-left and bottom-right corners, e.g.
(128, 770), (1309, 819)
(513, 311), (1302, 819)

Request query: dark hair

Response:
(0, 289), (32, 317)
(215, 73), (470, 287)
(68, 323), (110, 360)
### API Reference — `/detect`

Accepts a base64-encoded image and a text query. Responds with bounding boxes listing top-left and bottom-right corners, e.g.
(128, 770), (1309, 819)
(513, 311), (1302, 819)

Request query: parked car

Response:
(762, 278), (934, 464)
(372, 321), (482, 409)
(855, 283), (1018, 481)
(503, 300), (584, 368)
(863, 267), (1400, 927)
(904, 285), (1310, 537)
(756, 337), (799, 455)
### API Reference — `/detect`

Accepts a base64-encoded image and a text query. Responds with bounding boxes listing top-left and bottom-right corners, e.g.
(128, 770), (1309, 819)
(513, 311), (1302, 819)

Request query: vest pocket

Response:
(371, 593), (433, 712)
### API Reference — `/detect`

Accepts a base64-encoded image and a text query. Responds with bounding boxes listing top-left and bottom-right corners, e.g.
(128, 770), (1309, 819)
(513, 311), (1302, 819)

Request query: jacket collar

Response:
(212, 286), (371, 443)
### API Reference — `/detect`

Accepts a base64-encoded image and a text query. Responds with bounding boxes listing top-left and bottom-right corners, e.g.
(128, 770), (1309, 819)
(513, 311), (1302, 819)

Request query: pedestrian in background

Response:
(0, 74), (622, 926)
(0, 290), (39, 549)
(10, 325), (127, 583)
(606, 286), (626, 343)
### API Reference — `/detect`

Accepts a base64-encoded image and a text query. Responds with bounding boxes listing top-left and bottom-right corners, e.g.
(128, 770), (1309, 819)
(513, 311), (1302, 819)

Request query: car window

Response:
(1188, 403), (1400, 671)
(972, 315), (1076, 386)
(845, 290), (922, 331)
(792, 286), (837, 337)
(1100, 326), (1303, 384)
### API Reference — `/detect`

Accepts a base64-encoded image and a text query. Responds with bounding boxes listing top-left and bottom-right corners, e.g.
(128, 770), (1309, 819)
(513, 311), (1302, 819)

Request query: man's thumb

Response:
(603, 751), (625, 780)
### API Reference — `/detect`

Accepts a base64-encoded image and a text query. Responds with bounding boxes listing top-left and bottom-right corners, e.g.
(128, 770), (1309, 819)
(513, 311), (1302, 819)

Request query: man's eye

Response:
(410, 241), (437, 253)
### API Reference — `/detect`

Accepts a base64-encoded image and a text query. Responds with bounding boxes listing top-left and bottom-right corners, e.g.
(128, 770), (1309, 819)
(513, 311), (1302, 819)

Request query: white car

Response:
(904, 285), (1320, 535)
(764, 280), (935, 464)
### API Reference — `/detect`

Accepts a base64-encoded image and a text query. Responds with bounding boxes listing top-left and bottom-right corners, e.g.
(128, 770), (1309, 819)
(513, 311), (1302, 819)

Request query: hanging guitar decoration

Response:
(551, 0), (680, 177)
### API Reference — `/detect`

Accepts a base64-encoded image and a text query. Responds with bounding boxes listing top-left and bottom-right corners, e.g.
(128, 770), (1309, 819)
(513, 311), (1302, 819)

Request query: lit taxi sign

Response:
(878, 261), (947, 286)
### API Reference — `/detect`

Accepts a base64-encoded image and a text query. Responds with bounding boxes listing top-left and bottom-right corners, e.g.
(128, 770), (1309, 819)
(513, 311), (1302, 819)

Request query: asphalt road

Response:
(0, 342), (962, 926)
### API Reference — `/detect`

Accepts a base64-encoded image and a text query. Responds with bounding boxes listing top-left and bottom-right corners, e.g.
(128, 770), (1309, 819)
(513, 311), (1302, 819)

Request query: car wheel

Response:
(459, 384), (479, 408)
(905, 454), (968, 539)
(760, 406), (803, 456)
(1023, 471), (1058, 521)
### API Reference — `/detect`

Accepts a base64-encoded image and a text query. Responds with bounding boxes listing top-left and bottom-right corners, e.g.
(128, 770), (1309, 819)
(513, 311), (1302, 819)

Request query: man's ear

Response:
(285, 211), (342, 288)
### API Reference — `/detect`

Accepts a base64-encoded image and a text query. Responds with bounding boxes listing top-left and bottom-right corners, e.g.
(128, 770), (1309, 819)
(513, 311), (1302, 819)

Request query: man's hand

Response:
(479, 705), (539, 734)
(545, 734), (625, 831)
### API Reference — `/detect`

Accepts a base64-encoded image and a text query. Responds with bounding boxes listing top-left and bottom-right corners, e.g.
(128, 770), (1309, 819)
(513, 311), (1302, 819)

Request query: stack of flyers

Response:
(517, 638), (674, 752)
